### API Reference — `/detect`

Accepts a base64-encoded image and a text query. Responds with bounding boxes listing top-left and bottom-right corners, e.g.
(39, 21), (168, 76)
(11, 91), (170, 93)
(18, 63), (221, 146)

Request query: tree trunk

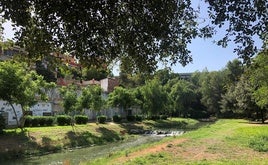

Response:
(260, 109), (265, 124)
(8, 101), (22, 131)
(19, 108), (27, 130)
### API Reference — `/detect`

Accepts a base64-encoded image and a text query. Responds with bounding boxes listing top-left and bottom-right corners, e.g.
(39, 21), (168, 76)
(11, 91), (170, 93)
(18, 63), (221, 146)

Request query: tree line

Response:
(110, 50), (268, 122)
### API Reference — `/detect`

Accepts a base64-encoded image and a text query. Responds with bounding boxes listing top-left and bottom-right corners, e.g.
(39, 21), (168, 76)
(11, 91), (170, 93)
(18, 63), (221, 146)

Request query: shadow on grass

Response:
(66, 127), (121, 148)
(0, 130), (40, 162)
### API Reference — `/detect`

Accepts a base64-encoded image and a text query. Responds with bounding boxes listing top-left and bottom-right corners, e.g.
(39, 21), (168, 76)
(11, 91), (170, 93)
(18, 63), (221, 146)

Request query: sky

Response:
(1, 1), (263, 75)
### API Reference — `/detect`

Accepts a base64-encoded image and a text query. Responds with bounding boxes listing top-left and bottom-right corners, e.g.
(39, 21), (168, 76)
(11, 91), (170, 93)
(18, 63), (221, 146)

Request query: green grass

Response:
(0, 118), (200, 161)
(84, 119), (268, 165)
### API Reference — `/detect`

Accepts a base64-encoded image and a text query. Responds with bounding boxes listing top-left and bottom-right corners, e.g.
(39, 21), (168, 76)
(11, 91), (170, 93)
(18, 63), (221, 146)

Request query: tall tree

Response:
(205, 0), (267, 63)
(200, 71), (225, 116)
(140, 79), (168, 116)
(0, 1), (213, 72)
(248, 50), (268, 123)
(60, 85), (79, 115)
(169, 80), (197, 117)
(0, 61), (52, 129)
(108, 87), (136, 116)
(78, 85), (105, 112)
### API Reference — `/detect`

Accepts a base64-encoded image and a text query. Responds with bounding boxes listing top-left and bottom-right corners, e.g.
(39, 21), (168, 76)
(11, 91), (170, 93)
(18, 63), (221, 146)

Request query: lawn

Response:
(84, 119), (268, 165)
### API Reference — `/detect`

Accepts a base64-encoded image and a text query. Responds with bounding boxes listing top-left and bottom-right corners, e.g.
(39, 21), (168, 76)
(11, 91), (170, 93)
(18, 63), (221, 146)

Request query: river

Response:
(2, 134), (170, 165)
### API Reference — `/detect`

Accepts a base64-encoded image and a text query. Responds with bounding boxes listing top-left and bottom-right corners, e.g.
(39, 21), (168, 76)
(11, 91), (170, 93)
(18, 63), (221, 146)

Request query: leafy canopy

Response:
(1, 1), (267, 72)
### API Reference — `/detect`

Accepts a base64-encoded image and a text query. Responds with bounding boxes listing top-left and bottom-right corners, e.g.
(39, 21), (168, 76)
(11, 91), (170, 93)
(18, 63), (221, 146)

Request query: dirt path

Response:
(112, 138), (187, 164)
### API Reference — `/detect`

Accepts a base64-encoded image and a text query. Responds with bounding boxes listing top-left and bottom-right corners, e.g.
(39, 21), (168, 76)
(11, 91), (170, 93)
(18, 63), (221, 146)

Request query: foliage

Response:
(0, 1), (212, 73)
(169, 79), (197, 117)
(97, 115), (107, 124)
(1, 1), (266, 72)
(200, 71), (226, 116)
(249, 50), (268, 109)
(112, 115), (122, 123)
(206, 0), (267, 62)
(0, 61), (53, 129)
(108, 87), (136, 113)
(59, 85), (79, 114)
(135, 115), (143, 122)
(126, 115), (136, 122)
(35, 60), (57, 83)
(24, 116), (55, 127)
(82, 66), (110, 81)
(74, 115), (88, 125)
(56, 115), (72, 126)
(140, 79), (168, 116)
(0, 114), (5, 134)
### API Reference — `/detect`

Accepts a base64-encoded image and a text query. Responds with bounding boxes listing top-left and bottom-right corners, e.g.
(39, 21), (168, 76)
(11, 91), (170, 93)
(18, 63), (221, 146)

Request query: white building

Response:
(0, 100), (52, 126)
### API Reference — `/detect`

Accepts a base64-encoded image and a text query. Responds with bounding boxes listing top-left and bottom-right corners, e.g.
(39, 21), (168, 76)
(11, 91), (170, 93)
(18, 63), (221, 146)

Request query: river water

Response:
(2, 134), (171, 165)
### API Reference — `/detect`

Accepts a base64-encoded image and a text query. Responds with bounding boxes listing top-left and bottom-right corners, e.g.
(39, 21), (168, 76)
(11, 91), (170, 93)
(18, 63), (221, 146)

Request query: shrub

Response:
(31, 117), (40, 127)
(135, 115), (143, 122)
(39, 117), (46, 126)
(97, 115), (107, 124)
(24, 116), (33, 127)
(45, 117), (55, 126)
(57, 115), (72, 126)
(112, 115), (122, 123)
(126, 115), (136, 122)
(0, 115), (5, 134)
(160, 115), (168, 120)
(75, 115), (88, 124)
(150, 115), (160, 121)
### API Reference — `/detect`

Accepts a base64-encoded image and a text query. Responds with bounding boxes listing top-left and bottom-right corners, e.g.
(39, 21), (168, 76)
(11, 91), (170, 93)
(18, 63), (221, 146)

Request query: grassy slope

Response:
(0, 118), (200, 160)
(86, 119), (268, 165)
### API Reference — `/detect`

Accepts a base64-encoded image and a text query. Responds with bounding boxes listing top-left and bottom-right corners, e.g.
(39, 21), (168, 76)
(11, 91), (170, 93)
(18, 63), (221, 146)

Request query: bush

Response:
(39, 117), (46, 126)
(24, 116), (55, 127)
(112, 115), (122, 123)
(126, 115), (136, 122)
(57, 115), (72, 126)
(160, 115), (168, 120)
(31, 117), (40, 127)
(135, 115), (143, 122)
(45, 117), (55, 126)
(150, 115), (160, 121)
(0, 115), (5, 134)
(24, 116), (33, 127)
(97, 115), (107, 124)
(75, 115), (88, 124)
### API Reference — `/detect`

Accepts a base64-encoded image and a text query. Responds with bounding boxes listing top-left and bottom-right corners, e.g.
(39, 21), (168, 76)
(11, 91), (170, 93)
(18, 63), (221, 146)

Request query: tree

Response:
(1, 1), (266, 72)
(220, 59), (244, 117)
(140, 79), (168, 116)
(59, 85), (79, 115)
(200, 71), (225, 116)
(205, 0), (267, 63)
(248, 50), (268, 123)
(169, 80), (197, 117)
(78, 85), (105, 112)
(0, 61), (51, 129)
(0, 0), (212, 73)
(108, 87), (136, 116)
(233, 74), (259, 120)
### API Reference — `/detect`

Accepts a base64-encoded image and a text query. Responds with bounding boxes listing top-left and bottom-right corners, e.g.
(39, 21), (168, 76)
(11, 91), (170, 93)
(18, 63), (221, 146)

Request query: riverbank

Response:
(0, 118), (202, 162)
(85, 119), (268, 165)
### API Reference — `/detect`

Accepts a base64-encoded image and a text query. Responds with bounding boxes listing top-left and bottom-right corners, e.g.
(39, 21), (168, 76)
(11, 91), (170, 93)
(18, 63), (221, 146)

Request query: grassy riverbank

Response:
(84, 119), (268, 165)
(0, 118), (201, 161)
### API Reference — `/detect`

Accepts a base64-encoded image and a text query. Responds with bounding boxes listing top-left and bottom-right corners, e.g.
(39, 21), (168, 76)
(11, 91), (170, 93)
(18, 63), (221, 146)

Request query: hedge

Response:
(135, 115), (143, 122)
(56, 115), (72, 126)
(74, 115), (88, 124)
(24, 116), (55, 127)
(0, 115), (5, 134)
(112, 115), (122, 123)
(97, 115), (107, 124)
